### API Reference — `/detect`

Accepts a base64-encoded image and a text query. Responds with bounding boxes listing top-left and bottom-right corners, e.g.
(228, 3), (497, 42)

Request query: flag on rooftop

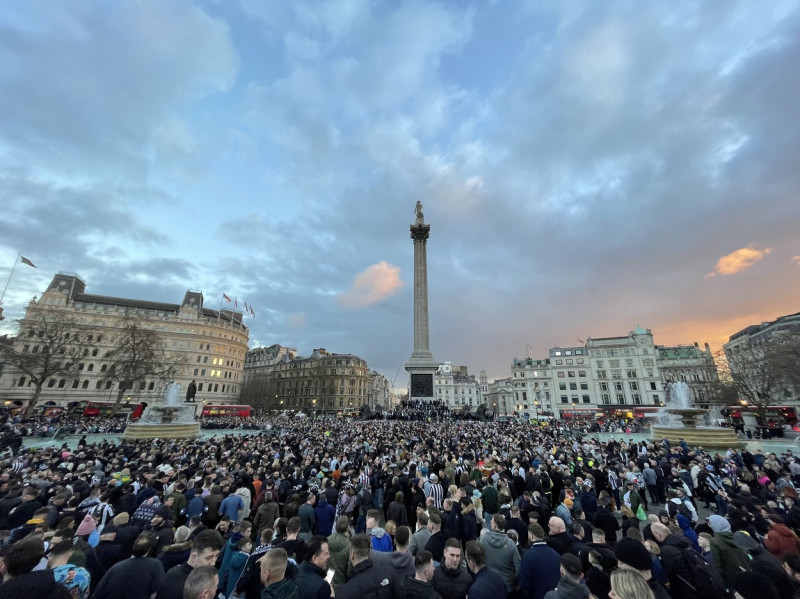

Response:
(222, 293), (231, 302)
(20, 256), (36, 268)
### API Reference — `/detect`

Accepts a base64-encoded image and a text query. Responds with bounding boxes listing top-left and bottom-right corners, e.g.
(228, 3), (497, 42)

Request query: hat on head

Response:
(614, 538), (652, 571)
(76, 514), (97, 537)
(472, 489), (482, 500)
(155, 506), (172, 520)
(113, 512), (130, 525)
(735, 572), (779, 599)
(708, 515), (731, 533)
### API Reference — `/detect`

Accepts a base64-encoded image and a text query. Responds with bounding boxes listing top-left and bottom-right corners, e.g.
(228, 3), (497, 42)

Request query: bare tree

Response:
(240, 373), (277, 409)
(718, 337), (799, 423)
(102, 318), (182, 413)
(0, 310), (90, 415)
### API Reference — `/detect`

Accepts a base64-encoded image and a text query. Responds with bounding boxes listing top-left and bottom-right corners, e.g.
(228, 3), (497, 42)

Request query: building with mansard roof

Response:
(0, 272), (248, 411)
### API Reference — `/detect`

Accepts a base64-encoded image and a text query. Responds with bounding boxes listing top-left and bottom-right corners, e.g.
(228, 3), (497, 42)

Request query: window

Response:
(632, 393), (642, 404)
(597, 370), (607, 379)
(560, 395), (568, 404)
(601, 394), (611, 404)
(565, 350), (572, 356)
(556, 360), (563, 365)
(568, 371), (575, 377)
(649, 382), (657, 390)
(72, 380), (79, 389)
(612, 370), (622, 379)
(204, 357), (208, 363)
(198, 383), (203, 391)
(566, 359), (573, 365)
(580, 382), (589, 390)
(558, 372), (565, 378)
(627, 370), (637, 378)
(629, 382), (639, 391)
(555, 351), (562, 356)
(148, 382), (155, 391)
(578, 370), (586, 377)
(87, 364), (94, 372)
(58, 379), (66, 388)
(609, 359), (620, 368)
(82, 380), (89, 389)
(101, 364), (107, 372)
(559, 383), (566, 390)
(48, 379), (56, 388)
(95, 381), (102, 390)
(614, 382), (624, 392)
(616, 393), (625, 403)
(569, 382), (577, 390)
(582, 395), (591, 404)
(600, 382), (609, 391)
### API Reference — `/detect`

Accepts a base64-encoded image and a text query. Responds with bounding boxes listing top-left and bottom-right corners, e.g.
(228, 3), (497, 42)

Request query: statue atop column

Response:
(415, 201), (425, 225)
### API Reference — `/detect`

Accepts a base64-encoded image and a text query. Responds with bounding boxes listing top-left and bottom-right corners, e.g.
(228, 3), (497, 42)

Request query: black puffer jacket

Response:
(336, 560), (393, 599)
(432, 563), (472, 599)
(659, 533), (697, 599)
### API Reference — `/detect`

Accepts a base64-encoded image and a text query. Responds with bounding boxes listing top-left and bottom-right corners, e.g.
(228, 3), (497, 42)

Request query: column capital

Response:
(410, 224), (430, 242)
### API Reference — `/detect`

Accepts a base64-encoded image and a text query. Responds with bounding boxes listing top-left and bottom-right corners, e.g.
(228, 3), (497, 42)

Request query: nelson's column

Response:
(405, 201), (438, 401)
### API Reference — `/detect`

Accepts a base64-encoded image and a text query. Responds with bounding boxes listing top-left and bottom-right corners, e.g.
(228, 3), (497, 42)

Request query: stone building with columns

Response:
(0, 272), (248, 411)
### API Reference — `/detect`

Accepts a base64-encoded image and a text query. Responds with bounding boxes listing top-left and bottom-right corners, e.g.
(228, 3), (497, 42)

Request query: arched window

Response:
(58, 379), (66, 388)
(92, 349), (98, 357)
(148, 382), (155, 391)
(82, 380), (89, 389)
(87, 364), (94, 372)
(72, 380), (79, 389)
(139, 381), (146, 390)
(17, 377), (25, 387)
(105, 381), (112, 390)
(95, 381), (103, 390)
(101, 364), (107, 372)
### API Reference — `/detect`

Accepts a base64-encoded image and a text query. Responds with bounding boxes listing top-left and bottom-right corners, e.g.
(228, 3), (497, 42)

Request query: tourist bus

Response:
(83, 401), (147, 420)
(200, 404), (252, 418)
(729, 405), (799, 430)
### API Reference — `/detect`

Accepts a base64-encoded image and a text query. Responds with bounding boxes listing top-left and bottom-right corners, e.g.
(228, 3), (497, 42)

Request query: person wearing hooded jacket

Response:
(650, 522), (697, 599)
(315, 494), (336, 537)
(366, 509), (393, 552)
(478, 514), (520, 593)
(708, 514), (751, 592)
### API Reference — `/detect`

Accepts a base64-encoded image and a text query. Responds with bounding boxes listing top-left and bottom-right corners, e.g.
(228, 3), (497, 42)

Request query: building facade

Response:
(484, 377), (514, 417)
(0, 273), (248, 409)
(724, 312), (800, 405)
(510, 357), (552, 419)
(586, 327), (663, 417)
(270, 348), (370, 414)
(434, 362), (481, 410)
(655, 342), (719, 405)
(241, 344), (297, 408)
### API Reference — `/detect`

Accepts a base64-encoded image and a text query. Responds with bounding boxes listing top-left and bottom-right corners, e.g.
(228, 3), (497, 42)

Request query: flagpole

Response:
(0, 254), (20, 306)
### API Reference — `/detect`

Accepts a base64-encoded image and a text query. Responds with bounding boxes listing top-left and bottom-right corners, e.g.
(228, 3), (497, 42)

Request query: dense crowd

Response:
(0, 417), (799, 599)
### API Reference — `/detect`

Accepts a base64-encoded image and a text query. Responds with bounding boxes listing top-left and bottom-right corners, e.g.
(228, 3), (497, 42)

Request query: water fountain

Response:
(122, 382), (201, 440)
(650, 382), (745, 449)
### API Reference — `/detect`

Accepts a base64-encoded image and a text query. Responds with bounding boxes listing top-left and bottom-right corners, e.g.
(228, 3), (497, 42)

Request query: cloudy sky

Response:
(1, 1), (799, 385)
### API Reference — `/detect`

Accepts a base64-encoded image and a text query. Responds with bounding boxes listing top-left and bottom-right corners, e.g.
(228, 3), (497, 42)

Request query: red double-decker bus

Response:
(83, 401), (147, 420)
(201, 404), (252, 418)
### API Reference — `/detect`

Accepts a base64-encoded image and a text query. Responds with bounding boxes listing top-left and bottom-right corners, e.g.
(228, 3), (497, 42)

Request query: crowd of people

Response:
(0, 416), (799, 599)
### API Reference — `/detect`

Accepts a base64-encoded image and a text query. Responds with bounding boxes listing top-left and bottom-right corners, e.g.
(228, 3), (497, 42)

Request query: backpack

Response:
(680, 549), (726, 598)
(669, 500), (693, 523)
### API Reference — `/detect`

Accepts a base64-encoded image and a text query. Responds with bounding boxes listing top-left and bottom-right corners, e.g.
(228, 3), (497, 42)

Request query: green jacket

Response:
(327, 531), (352, 590)
(710, 531), (750, 589)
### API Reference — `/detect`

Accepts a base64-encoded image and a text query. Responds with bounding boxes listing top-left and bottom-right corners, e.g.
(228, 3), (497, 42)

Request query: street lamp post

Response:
(493, 402), (497, 420)
(534, 400), (539, 422)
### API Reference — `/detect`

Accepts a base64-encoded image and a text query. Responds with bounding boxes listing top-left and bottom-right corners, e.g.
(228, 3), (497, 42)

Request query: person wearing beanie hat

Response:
(76, 513), (97, 537)
(707, 515), (750, 592)
(735, 571), (779, 599)
(614, 537), (671, 599)
(112, 512), (130, 526)
(707, 514), (731, 533)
